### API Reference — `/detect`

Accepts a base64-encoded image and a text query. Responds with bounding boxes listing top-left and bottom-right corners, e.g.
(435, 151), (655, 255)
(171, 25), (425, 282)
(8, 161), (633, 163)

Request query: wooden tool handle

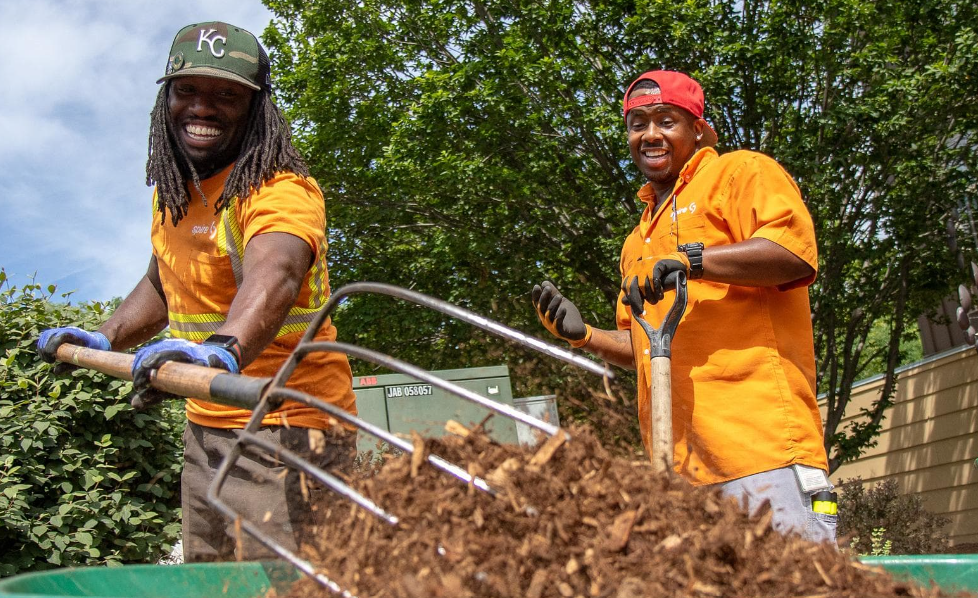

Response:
(54, 344), (270, 410)
(55, 343), (134, 381)
(650, 355), (673, 474)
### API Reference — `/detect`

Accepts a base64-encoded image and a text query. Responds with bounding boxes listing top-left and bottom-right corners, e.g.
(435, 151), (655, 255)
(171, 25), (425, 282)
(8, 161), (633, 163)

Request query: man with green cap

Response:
(37, 22), (358, 561)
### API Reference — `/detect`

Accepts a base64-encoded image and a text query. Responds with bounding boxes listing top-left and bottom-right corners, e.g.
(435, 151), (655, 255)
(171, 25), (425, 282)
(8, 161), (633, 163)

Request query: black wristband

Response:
(202, 334), (242, 367)
(678, 242), (705, 279)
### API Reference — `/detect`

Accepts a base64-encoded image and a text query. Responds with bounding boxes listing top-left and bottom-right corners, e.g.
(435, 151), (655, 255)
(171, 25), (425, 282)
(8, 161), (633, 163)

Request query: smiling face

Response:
(166, 76), (255, 178)
(626, 89), (706, 201)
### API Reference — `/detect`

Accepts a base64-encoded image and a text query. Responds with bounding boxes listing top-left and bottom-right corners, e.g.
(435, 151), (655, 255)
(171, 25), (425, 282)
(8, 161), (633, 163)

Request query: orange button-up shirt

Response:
(151, 166), (357, 429)
(616, 148), (828, 485)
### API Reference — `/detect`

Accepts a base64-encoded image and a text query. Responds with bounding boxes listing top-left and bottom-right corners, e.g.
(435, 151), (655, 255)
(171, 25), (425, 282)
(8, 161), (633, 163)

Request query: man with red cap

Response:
(532, 70), (835, 543)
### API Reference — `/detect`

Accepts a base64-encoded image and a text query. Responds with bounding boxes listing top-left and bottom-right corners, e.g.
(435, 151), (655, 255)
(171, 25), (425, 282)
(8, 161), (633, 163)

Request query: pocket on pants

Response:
(808, 511), (838, 544)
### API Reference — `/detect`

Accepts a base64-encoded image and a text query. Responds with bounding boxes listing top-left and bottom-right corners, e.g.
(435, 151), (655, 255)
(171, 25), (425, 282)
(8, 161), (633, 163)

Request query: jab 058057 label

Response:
(386, 384), (433, 398)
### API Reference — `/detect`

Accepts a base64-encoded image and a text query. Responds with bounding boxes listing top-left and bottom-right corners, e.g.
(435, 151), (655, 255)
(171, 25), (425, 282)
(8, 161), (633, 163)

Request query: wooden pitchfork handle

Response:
(623, 272), (688, 474)
(54, 343), (272, 411)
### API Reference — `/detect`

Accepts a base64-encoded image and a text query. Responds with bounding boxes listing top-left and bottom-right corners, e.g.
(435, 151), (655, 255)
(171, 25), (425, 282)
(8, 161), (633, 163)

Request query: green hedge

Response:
(0, 272), (184, 576)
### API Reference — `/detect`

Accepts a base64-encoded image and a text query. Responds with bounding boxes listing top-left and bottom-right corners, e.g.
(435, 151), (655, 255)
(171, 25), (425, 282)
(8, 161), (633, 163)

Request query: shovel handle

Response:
(649, 356), (673, 474)
(627, 273), (689, 475)
(54, 344), (271, 411)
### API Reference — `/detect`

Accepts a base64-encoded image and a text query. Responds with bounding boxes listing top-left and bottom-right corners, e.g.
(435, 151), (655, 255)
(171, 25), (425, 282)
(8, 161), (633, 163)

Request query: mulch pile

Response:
(287, 424), (969, 598)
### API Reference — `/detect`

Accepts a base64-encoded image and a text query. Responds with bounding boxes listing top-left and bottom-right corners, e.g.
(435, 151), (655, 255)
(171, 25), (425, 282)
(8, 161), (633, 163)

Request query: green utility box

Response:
(352, 365), (519, 452)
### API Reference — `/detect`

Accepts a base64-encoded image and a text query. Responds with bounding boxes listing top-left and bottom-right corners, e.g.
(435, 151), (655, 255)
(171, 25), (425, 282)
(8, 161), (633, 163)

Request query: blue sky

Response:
(0, 0), (275, 304)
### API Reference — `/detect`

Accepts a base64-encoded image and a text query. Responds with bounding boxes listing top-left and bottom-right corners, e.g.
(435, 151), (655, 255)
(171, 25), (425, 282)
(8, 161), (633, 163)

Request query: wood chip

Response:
(565, 557), (580, 575)
(234, 516), (243, 561)
(615, 577), (645, 598)
(752, 506), (774, 537)
(813, 559), (834, 588)
(486, 457), (521, 488)
(467, 461), (480, 495)
(445, 419), (472, 438)
(528, 431), (566, 468)
(603, 509), (639, 552)
(690, 581), (723, 596)
(410, 431), (425, 478)
(525, 570), (547, 598)
(656, 533), (683, 551)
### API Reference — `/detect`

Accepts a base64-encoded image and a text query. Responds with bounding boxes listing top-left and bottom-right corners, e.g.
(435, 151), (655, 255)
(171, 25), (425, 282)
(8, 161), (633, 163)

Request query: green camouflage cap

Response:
(157, 21), (270, 91)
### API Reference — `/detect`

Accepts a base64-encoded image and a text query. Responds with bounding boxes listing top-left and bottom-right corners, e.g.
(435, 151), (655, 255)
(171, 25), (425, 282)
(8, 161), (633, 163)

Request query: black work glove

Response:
(621, 252), (690, 312)
(531, 281), (591, 348)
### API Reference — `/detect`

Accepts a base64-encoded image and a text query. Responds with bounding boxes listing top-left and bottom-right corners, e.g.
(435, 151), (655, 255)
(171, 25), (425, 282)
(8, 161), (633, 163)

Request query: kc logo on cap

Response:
(197, 28), (227, 58)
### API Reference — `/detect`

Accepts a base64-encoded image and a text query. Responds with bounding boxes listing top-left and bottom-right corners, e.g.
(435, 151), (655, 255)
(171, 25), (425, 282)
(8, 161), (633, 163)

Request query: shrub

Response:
(0, 272), (185, 577)
(850, 527), (894, 557)
(837, 477), (950, 555)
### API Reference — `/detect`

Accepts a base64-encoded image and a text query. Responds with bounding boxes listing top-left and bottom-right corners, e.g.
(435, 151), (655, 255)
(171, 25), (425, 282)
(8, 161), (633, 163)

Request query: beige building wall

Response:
(824, 345), (978, 548)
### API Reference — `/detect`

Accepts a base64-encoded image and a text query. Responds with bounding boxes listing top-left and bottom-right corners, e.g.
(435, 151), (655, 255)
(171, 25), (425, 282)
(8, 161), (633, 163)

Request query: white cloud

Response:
(0, 0), (275, 302)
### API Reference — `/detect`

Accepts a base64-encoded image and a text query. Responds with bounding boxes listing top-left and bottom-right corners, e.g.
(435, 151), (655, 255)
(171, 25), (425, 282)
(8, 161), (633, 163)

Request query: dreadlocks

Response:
(145, 84), (310, 226)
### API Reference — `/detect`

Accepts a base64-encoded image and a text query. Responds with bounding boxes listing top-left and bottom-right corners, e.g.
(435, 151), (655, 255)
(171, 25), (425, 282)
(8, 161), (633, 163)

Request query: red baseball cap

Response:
(622, 70), (718, 147)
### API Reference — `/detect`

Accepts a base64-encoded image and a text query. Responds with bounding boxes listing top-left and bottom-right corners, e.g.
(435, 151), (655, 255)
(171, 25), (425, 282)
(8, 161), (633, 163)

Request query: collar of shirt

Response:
(637, 147), (718, 238)
(637, 147), (719, 208)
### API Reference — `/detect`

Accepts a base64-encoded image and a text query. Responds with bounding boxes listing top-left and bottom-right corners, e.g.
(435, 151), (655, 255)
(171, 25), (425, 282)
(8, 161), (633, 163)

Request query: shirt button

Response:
(645, 237), (651, 243)
(643, 349), (650, 355)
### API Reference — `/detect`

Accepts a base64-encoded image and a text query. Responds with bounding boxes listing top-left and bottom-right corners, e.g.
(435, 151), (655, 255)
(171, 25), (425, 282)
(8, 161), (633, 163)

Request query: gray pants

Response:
(715, 466), (838, 544)
(181, 421), (355, 562)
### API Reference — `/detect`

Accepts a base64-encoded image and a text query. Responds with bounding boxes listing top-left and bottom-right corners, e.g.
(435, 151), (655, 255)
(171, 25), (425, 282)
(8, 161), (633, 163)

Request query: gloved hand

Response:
(130, 339), (239, 410)
(531, 281), (592, 348)
(37, 327), (111, 374)
(621, 252), (690, 311)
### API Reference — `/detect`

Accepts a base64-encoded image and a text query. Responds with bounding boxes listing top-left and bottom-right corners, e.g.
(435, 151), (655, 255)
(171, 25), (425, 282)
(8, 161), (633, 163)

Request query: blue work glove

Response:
(37, 327), (111, 374)
(130, 339), (239, 410)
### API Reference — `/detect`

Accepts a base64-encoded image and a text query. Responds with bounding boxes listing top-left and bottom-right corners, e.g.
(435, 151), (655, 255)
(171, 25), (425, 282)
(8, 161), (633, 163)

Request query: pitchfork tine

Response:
(269, 282), (611, 395)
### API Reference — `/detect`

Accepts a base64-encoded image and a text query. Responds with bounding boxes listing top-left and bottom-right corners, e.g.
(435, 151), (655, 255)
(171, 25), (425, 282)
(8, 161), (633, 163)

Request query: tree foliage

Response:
(263, 0), (978, 467)
(0, 272), (184, 576)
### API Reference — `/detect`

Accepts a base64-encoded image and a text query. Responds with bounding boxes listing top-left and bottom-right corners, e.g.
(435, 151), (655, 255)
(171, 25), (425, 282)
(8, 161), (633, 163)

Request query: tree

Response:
(263, 0), (978, 468)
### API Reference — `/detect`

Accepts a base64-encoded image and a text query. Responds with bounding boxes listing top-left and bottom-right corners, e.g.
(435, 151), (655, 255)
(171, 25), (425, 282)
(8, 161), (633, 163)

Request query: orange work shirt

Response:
(616, 148), (828, 485)
(151, 166), (357, 429)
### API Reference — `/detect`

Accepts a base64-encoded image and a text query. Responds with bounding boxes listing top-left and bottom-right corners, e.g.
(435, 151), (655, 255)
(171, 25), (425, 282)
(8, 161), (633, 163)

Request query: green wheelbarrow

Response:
(1, 556), (977, 597)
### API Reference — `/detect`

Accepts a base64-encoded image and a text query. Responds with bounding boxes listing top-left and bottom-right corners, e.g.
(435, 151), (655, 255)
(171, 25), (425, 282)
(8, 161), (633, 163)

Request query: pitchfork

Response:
(54, 282), (611, 596)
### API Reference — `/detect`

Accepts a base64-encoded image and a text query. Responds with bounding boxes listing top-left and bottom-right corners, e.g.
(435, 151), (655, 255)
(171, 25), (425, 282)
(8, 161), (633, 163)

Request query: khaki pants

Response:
(181, 421), (355, 562)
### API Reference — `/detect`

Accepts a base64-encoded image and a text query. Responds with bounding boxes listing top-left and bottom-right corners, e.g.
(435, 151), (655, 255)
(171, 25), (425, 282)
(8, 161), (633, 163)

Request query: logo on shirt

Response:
(191, 221), (217, 237)
(671, 201), (697, 221)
